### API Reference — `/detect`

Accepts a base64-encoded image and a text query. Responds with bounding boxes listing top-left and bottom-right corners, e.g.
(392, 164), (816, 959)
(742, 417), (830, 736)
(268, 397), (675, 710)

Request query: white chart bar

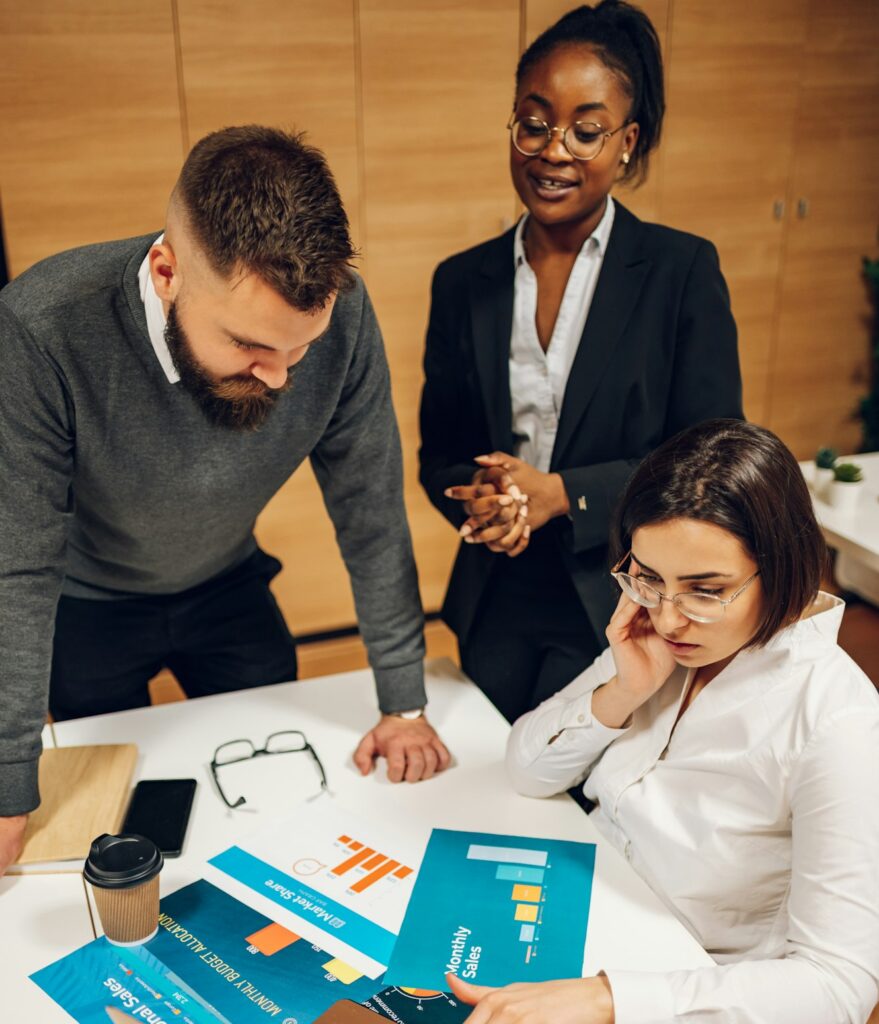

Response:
(466, 844), (548, 867)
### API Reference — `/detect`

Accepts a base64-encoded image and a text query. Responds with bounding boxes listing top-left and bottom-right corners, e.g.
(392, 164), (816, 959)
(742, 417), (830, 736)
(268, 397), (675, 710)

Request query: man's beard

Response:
(164, 301), (292, 431)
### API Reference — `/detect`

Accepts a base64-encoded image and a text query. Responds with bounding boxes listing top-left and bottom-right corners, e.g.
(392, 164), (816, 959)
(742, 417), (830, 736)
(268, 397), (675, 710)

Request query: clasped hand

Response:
(444, 453), (570, 557)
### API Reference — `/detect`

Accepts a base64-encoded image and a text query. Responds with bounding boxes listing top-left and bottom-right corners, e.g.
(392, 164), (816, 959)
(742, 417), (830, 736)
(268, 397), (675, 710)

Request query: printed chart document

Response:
(385, 828), (596, 990)
(31, 880), (468, 1024)
(151, 879), (381, 1021)
(31, 927), (229, 1024)
(204, 800), (426, 978)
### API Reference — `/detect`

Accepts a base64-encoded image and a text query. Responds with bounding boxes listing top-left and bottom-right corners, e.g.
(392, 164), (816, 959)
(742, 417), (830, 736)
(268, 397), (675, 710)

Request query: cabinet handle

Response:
(797, 198), (809, 218)
(773, 199), (785, 220)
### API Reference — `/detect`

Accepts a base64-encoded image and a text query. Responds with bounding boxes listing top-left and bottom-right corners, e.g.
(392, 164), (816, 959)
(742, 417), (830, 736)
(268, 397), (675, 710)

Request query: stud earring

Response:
(621, 152), (630, 165)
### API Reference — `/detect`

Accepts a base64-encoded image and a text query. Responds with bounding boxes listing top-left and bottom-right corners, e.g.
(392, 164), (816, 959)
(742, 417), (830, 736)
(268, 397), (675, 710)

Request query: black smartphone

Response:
(121, 778), (197, 858)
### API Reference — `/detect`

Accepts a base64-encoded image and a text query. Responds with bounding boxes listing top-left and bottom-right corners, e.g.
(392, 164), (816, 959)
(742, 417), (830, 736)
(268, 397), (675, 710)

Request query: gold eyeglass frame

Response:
(507, 114), (631, 161)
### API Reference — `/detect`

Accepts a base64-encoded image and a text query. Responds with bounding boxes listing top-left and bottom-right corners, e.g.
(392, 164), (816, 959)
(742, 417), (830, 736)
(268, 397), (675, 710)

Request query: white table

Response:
(3, 658), (711, 1018)
(801, 452), (879, 603)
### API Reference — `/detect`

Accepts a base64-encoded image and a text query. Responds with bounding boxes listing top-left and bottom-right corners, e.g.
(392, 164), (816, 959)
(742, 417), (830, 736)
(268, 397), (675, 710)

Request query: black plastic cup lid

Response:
(83, 833), (164, 889)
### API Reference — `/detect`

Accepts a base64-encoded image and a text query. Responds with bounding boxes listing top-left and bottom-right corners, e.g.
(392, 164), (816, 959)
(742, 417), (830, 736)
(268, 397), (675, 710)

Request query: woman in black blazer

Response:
(419, 1), (743, 723)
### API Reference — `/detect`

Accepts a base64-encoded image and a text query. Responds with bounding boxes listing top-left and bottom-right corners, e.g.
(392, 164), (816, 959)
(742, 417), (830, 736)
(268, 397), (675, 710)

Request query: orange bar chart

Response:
(330, 835), (413, 893)
(331, 846), (376, 876)
(351, 859), (400, 893)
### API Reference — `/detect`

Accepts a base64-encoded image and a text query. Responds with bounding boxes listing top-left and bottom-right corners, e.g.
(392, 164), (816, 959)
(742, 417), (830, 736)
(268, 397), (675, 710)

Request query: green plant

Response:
(815, 447), (838, 469)
(861, 257), (879, 452)
(833, 462), (863, 483)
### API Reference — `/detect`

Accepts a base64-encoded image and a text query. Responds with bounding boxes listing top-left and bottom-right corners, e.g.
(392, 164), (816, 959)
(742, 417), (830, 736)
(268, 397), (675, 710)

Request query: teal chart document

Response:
(385, 829), (596, 990)
(31, 880), (468, 1024)
(31, 879), (382, 1024)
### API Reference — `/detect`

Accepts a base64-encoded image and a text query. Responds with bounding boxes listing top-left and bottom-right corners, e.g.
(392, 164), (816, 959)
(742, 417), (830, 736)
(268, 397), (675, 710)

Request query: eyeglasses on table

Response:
(210, 730), (328, 809)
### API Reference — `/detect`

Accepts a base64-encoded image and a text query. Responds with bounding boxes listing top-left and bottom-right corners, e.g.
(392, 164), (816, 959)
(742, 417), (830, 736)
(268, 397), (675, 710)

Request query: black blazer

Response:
(419, 201), (743, 643)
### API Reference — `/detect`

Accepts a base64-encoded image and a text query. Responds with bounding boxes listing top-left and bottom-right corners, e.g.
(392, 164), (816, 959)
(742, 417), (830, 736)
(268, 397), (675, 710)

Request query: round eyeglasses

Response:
(508, 115), (630, 161)
(610, 552), (760, 624)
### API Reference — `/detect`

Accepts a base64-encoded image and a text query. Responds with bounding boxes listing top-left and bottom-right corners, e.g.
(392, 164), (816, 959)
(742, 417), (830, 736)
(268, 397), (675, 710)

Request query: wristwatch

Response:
(391, 707), (425, 721)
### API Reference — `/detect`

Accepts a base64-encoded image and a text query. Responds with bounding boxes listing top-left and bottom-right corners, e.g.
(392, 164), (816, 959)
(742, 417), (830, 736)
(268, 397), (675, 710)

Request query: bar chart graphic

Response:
(465, 843), (550, 966)
(330, 834), (414, 894)
(386, 829), (596, 990)
(244, 920), (365, 984)
(206, 802), (425, 978)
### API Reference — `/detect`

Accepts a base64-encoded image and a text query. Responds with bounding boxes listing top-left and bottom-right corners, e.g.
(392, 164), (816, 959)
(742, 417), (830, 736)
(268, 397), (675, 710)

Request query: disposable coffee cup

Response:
(83, 833), (164, 945)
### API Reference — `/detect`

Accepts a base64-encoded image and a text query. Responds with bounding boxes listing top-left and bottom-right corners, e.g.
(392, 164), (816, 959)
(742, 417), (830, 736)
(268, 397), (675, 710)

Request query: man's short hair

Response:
(176, 125), (356, 311)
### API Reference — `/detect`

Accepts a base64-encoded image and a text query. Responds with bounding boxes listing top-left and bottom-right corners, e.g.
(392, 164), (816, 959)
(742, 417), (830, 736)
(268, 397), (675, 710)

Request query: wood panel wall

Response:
(0, 1), (182, 274)
(358, 0), (520, 614)
(658, 0), (808, 427)
(766, 0), (879, 452)
(0, 1), (876, 639)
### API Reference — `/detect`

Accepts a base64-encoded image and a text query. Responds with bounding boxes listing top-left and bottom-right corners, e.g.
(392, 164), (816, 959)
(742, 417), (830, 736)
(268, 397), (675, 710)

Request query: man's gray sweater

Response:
(0, 234), (426, 816)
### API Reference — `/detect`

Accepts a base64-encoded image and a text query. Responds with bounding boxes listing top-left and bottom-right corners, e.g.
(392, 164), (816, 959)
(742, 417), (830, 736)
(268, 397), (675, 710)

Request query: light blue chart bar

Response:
(496, 864), (545, 884)
(467, 844), (548, 867)
(519, 924), (535, 942)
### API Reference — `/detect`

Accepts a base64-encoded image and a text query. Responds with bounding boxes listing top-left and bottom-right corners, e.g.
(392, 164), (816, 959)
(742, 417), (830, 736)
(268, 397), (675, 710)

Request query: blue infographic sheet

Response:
(32, 879), (381, 1024)
(385, 828), (596, 990)
(31, 879), (470, 1024)
(30, 936), (227, 1024)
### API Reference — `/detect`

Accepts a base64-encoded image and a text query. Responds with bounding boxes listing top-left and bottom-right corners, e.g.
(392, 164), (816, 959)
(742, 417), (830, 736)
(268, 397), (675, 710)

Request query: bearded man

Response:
(0, 126), (449, 875)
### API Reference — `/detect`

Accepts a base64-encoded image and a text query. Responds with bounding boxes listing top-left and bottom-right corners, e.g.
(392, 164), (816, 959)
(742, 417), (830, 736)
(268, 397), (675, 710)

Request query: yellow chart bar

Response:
(511, 883), (542, 903)
(323, 958), (363, 985)
(514, 903), (538, 922)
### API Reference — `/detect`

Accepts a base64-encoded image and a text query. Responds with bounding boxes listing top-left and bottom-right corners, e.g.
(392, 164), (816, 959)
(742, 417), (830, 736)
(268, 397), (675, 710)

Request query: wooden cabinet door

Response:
(657, 0), (809, 425)
(0, 1), (183, 276)
(358, 0), (521, 615)
(767, 0), (879, 458)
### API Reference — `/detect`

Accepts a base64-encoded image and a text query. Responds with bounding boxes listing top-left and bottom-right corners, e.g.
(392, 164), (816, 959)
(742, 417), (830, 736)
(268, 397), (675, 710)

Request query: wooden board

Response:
(15, 744), (138, 866)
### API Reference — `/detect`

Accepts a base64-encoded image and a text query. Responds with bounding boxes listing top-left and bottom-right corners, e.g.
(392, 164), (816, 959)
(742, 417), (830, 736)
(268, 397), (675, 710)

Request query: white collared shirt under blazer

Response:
(506, 593), (879, 1024)
(509, 197), (615, 472)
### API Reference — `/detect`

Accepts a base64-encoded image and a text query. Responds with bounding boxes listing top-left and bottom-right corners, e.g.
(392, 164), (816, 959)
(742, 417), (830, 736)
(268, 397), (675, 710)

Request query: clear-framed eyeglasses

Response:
(508, 114), (630, 161)
(610, 552), (760, 624)
(210, 730), (328, 809)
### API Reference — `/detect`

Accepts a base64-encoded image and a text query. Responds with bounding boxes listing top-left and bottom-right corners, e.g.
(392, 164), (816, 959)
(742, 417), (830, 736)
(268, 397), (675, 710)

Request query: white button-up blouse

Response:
(506, 593), (879, 1023)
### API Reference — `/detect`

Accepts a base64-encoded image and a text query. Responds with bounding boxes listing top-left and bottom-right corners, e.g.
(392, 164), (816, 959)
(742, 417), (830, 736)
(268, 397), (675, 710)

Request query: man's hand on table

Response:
(0, 813), (28, 877)
(353, 715), (451, 783)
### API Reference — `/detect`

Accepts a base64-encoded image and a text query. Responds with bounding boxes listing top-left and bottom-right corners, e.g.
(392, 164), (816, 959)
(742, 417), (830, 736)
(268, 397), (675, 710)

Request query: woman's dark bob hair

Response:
(610, 419), (828, 648)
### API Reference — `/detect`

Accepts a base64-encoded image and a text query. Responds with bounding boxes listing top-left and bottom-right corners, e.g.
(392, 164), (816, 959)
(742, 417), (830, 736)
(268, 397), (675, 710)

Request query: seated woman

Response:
(448, 419), (879, 1024)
